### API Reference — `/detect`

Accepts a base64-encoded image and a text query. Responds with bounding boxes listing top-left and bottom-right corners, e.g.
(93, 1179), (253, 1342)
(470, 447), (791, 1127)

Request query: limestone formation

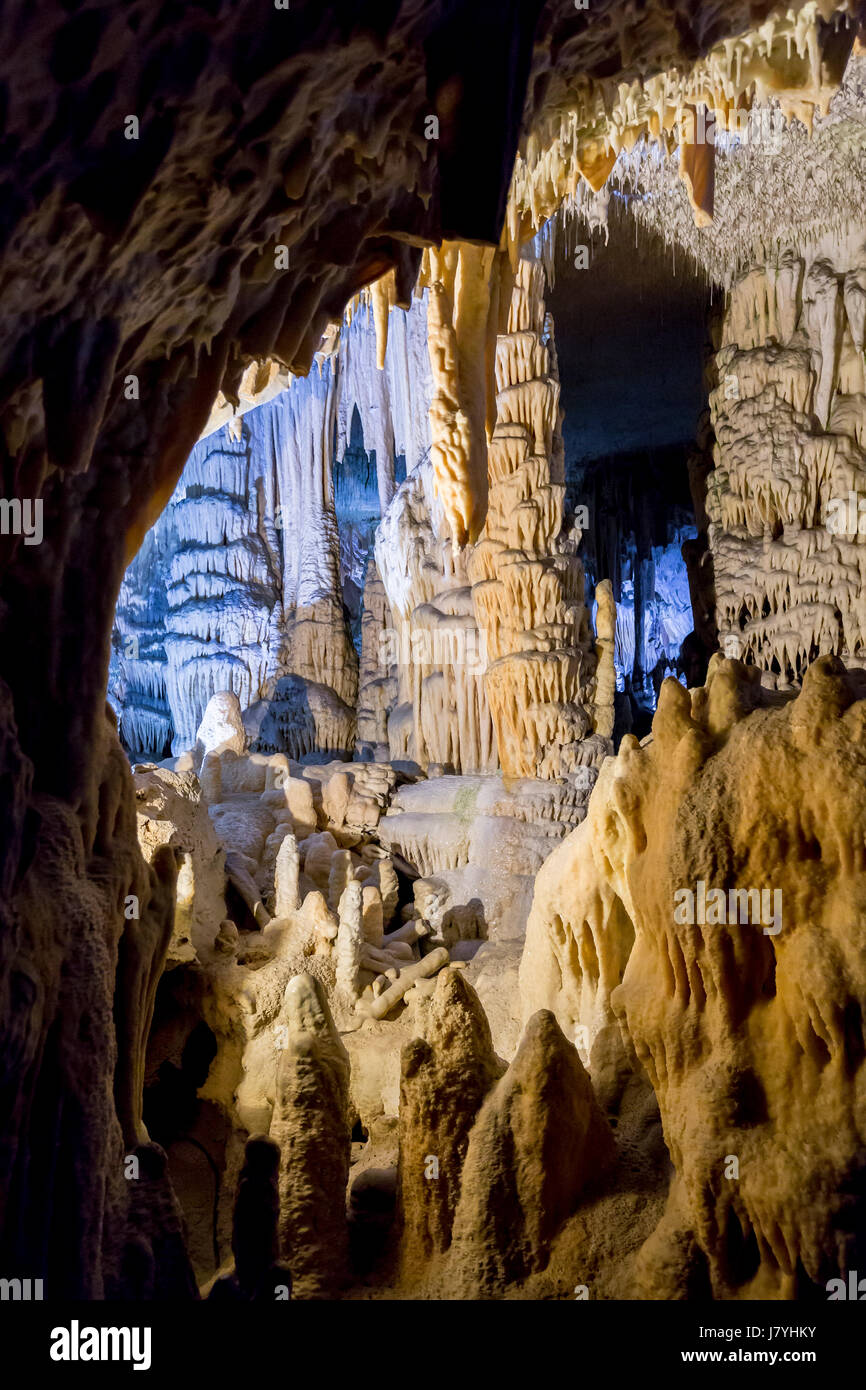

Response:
(380, 772), (593, 880)
(356, 560), (398, 761)
(6, 0), (866, 1314)
(448, 1010), (616, 1295)
(375, 452), (496, 774)
(336, 880), (364, 1001)
(274, 834), (300, 918)
(509, 4), (854, 258)
(281, 776), (318, 839)
(369, 856), (400, 930)
(117, 1142), (199, 1300)
(471, 257), (610, 777)
(303, 832), (339, 897)
(397, 970), (504, 1277)
(296, 889), (339, 947)
(361, 885), (384, 948)
(110, 292), (435, 762)
(269, 975), (351, 1298)
(133, 765), (228, 965)
(329, 849), (355, 915)
(523, 655), (866, 1296)
(195, 692), (248, 764)
(356, 949), (451, 1021)
(702, 240), (866, 685)
(372, 253), (611, 779)
(209, 1136), (293, 1302)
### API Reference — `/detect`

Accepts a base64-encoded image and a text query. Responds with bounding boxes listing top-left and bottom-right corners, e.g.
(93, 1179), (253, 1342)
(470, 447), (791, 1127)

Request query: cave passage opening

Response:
(543, 205), (716, 737)
(333, 402), (408, 655)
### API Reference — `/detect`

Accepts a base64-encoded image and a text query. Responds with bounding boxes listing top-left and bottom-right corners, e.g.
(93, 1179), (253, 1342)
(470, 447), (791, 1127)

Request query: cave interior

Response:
(1, 0), (866, 1312)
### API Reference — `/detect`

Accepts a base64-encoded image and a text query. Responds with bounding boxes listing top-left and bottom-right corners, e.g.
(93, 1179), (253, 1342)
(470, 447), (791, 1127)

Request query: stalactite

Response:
(471, 258), (611, 777)
(705, 240), (866, 685)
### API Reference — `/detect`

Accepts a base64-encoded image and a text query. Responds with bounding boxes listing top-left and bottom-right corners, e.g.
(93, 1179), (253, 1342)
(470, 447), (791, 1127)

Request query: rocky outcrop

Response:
(522, 654), (866, 1296)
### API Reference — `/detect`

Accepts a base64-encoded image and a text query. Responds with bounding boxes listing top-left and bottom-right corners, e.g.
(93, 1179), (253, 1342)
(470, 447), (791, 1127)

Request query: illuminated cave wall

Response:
(109, 296), (432, 757)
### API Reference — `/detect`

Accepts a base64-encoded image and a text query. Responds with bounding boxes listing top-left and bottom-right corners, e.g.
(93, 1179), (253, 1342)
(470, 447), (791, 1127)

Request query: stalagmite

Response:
(397, 969), (504, 1278)
(296, 889), (338, 944)
(269, 975), (351, 1297)
(593, 579), (618, 740)
(328, 849), (355, 915)
(361, 884), (384, 947)
(471, 258), (610, 777)
(371, 856), (400, 929)
(303, 831), (339, 896)
(448, 1010), (615, 1295)
(282, 777), (317, 839)
(336, 879), (364, 1000)
(274, 833), (300, 917)
(209, 1136), (292, 1301)
(195, 692), (247, 763)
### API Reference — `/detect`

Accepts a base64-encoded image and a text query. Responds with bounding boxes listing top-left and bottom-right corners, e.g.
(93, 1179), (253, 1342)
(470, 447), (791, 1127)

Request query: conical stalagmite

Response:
(269, 974), (351, 1297)
(273, 832), (300, 917)
(336, 879), (364, 1000)
(329, 849), (354, 914)
(449, 1009), (615, 1295)
(396, 969), (505, 1279)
